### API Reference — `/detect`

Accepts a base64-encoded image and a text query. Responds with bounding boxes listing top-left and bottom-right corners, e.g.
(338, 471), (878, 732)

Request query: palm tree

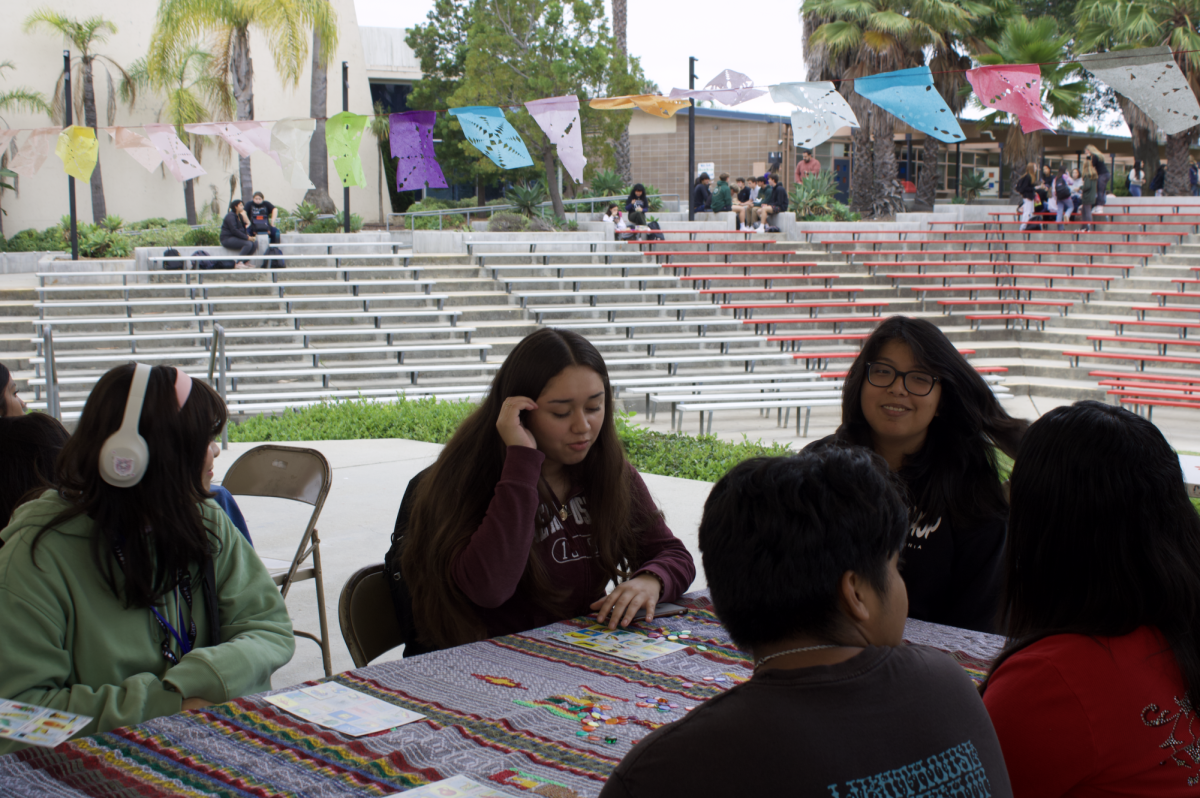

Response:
(305, 5), (337, 213)
(804, 0), (965, 217)
(24, 11), (135, 223)
(122, 46), (232, 225)
(612, 0), (631, 183)
(0, 61), (52, 236)
(974, 16), (1086, 195)
(148, 0), (338, 202)
(368, 101), (392, 225)
(1075, 0), (1200, 195)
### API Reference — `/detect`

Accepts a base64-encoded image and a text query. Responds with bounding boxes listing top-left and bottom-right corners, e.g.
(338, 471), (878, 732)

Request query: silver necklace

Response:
(754, 644), (838, 669)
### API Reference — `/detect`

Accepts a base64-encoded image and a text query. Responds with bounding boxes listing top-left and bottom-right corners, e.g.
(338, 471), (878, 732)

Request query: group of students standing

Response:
(1015, 144), (1110, 232)
(1, 319), (1199, 797)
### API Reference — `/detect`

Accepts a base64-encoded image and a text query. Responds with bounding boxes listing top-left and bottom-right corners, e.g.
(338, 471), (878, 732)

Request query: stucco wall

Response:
(1, 0), (382, 234)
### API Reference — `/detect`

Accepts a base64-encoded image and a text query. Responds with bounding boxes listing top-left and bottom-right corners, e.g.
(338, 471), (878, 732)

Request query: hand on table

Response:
(497, 396), (538, 449)
(181, 697), (215, 712)
(590, 573), (662, 630)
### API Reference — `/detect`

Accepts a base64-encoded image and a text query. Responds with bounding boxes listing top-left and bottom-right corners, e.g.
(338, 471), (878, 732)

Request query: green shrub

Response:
(183, 227), (220, 246)
(589, 169), (626, 198)
(229, 398), (793, 481)
(528, 215), (557, 232)
(303, 212), (365, 233)
(505, 181), (549, 216)
(487, 212), (527, 232)
(77, 225), (133, 258)
(4, 226), (67, 252)
(100, 215), (125, 232)
(129, 217), (170, 230)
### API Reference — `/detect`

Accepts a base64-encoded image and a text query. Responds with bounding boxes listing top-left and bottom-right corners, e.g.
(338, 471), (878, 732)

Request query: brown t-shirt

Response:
(600, 644), (1012, 798)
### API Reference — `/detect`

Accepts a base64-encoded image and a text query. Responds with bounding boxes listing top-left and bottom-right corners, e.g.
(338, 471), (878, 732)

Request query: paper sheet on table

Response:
(855, 66), (966, 143)
(55, 125), (99, 182)
(143, 123), (207, 182)
(387, 775), (515, 797)
(554, 624), (688, 662)
(448, 106), (534, 169)
(389, 110), (448, 191)
(265, 681), (424, 736)
(9, 128), (60, 177)
(965, 65), (1054, 134)
(770, 82), (860, 149)
(270, 118), (316, 189)
(0, 698), (92, 748)
(590, 94), (692, 119)
(1076, 46), (1200, 135)
(325, 111), (368, 188)
(669, 69), (767, 106)
(108, 127), (163, 172)
(525, 95), (587, 183)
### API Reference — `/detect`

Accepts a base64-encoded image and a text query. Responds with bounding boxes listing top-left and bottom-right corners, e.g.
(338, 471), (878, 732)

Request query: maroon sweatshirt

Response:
(450, 445), (696, 640)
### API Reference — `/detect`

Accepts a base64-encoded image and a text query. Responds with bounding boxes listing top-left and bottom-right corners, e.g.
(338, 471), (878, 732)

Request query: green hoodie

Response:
(0, 491), (295, 754)
(710, 180), (733, 213)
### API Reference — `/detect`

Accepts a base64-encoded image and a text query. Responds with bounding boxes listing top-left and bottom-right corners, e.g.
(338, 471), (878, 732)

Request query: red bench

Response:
(1088, 335), (1200, 355)
(1064, 350), (1200, 370)
(1171, 279), (1200, 289)
(820, 365), (1006, 379)
(938, 299), (1074, 315)
(1109, 319), (1200, 337)
(652, 251), (803, 264)
(630, 239), (780, 252)
(1116, 396), (1200, 415)
(928, 220), (1188, 240)
(792, 351), (860, 368)
(1098, 381), (1200, 395)
(910, 286), (1093, 302)
(677, 273), (838, 289)
(661, 262), (819, 276)
(1133, 305), (1200, 320)
(702, 287), (858, 303)
(1153, 291), (1200, 305)
(867, 259), (1131, 277)
(745, 315), (896, 335)
(886, 272), (1112, 289)
(967, 313), (1052, 331)
(722, 300), (890, 319)
(1089, 370), (1200, 386)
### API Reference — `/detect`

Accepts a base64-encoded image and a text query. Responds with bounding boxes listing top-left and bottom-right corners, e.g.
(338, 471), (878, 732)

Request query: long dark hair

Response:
(401, 328), (653, 649)
(33, 364), (227, 609)
(0, 412), (70, 526)
(984, 401), (1200, 701)
(626, 183), (646, 204)
(833, 316), (1027, 529)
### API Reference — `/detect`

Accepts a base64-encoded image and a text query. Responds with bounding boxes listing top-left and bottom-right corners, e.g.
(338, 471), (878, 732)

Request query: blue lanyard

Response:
(150, 587), (194, 658)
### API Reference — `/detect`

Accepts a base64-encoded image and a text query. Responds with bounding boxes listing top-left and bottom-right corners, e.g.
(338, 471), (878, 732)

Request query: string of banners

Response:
(3, 48), (1197, 192)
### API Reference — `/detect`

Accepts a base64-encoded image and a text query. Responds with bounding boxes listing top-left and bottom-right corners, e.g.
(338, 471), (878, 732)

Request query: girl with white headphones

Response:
(0, 363), (295, 753)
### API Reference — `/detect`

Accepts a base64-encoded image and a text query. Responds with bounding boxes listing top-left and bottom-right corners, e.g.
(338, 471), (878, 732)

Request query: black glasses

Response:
(865, 363), (939, 396)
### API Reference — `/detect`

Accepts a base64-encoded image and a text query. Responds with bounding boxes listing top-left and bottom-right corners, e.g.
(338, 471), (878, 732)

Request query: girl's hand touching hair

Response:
(497, 396), (538, 449)
(591, 572), (662, 630)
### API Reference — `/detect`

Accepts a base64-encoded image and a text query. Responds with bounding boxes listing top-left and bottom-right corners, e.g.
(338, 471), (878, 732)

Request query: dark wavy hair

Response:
(625, 184), (646, 204)
(0, 362), (12, 417)
(33, 364), (227, 608)
(0, 412), (70, 526)
(984, 401), (1200, 701)
(832, 316), (1027, 529)
(401, 328), (656, 649)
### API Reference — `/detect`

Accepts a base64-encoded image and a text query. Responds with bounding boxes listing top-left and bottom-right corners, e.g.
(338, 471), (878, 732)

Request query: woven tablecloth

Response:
(0, 592), (1005, 798)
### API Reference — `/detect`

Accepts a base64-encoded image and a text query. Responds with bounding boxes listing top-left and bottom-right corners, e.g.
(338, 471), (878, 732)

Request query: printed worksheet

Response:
(265, 682), (425, 736)
(0, 699), (92, 748)
(554, 625), (688, 662)
(388, 775), (515, 797)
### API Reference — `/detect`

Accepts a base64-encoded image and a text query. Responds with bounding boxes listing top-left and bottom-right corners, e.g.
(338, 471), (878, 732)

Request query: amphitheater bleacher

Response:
(8, 205), (1200, 432)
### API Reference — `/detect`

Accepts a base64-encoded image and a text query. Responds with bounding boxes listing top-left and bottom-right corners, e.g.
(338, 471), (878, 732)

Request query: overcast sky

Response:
(352, 0), (1125, 132)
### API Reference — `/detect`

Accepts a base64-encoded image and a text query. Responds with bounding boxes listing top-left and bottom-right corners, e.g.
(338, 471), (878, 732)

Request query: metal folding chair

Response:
(221, 444), (334, 677)
(338, 563), (406, 669)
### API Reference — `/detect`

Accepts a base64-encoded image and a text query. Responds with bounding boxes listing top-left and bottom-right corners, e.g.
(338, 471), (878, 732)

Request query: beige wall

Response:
(1, 0), (381, 233)
(629, 110), (795, 205)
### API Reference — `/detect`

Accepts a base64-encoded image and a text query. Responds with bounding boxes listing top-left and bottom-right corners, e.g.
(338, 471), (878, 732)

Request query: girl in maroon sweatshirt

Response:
(386, 329), (695, 655)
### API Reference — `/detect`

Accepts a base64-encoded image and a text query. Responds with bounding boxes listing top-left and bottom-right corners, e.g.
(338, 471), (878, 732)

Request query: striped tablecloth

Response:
(0, 592), (1005, 798)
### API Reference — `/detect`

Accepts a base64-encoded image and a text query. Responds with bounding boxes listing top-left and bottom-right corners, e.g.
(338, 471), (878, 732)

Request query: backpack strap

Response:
(202, 557), (221, 648)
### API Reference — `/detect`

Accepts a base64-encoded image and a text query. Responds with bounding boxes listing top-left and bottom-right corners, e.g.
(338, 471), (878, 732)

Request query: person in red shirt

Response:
(982, 400), (1200, 796)
(385, 328), (695, 655)
(794, 150), (820, 183)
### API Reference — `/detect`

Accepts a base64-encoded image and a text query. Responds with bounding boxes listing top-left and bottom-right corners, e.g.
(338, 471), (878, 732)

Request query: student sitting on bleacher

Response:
(806, 317), (1027, 633)
(601, 448), (1012, 798)
(0, 362), (24, 417)
(754, 173), (788, 232)
(0, 364), (294, 753)
(983, 401), (1200, 797)
(0, 412), (69, 528)
(220, 200), (258, 269)
(385, 328), (695, 655)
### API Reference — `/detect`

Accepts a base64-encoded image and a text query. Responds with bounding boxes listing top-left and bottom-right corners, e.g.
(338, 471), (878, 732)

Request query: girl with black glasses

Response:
(807, 316), (1027, 632)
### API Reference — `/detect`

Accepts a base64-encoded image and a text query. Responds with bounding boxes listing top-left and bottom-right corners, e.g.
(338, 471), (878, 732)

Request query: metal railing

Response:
(206, 323), (229, 449)
(385, 194), (679, 231)
(42, 326), (61, 420)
